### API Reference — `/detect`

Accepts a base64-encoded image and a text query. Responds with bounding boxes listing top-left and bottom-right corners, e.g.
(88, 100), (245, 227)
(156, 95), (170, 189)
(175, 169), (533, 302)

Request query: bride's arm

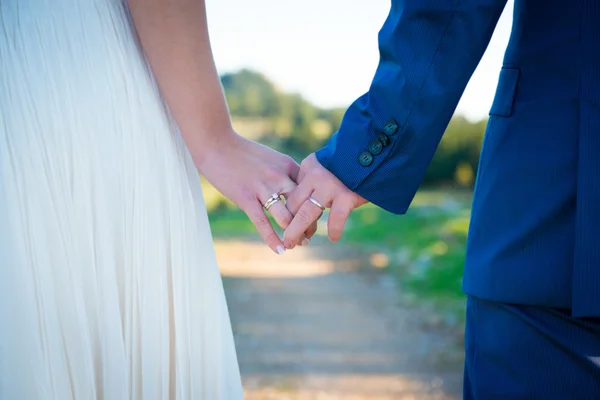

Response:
(126, 0), (313, 253)
(127, 0), (232, 167)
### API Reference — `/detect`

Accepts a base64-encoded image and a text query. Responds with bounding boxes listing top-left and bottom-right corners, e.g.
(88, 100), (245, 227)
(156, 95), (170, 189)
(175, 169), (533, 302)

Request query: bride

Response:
(0, 0), (307, 398)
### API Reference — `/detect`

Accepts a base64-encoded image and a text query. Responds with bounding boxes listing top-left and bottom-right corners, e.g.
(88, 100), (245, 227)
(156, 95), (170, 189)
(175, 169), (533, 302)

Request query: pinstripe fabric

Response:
(464, 296), (600, 399)
(317, 0), (600, 317)
(571, 0), (600, 317)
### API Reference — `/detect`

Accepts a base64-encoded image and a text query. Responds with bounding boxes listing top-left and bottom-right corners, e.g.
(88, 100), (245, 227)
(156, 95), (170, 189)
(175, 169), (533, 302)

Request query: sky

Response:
(206, 0), (514, 122)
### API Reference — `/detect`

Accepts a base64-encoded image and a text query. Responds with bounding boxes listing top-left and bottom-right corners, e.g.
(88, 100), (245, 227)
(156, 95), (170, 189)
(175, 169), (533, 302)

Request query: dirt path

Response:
(215, 239), (464, 400)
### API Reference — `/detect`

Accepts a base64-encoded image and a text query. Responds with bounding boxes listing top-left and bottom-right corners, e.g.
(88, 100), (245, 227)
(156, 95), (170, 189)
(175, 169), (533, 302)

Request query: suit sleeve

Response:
(315, 0), (508, 214)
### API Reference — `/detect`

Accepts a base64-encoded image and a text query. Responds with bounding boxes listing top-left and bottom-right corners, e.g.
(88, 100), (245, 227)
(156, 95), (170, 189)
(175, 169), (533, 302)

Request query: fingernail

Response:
(276, 245), (286, 255)
(301, 238), (310, 246)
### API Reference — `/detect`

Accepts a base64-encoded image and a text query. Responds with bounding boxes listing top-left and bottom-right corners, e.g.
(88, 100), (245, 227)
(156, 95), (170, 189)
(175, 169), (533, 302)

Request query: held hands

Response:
(199, 133), (363, 253)
(283, 153), (367, 248)
(198, 132), (316, 255)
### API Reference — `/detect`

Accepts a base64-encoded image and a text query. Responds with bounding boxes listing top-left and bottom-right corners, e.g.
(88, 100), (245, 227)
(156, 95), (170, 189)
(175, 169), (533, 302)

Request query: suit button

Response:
(358, 151), (373, 166)
(368, 139), (383, 155)
(377, 133), (389, 147)
(384, 120), (399, 136)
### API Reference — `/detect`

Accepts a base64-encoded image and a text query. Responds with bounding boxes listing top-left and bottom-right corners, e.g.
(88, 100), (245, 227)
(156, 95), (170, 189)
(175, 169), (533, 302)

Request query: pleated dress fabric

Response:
(0, 1), (243, 398)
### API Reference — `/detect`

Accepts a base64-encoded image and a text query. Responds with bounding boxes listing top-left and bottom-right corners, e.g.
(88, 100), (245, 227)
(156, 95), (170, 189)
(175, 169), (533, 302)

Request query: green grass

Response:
(208, 208), (256, 237)
(340, 190), (471, 305)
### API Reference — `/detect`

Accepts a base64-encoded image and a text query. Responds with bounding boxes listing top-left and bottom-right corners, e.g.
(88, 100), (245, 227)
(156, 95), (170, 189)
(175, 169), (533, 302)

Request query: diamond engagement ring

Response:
(263, 193), (281, 211)
(308, 196), (326, 211)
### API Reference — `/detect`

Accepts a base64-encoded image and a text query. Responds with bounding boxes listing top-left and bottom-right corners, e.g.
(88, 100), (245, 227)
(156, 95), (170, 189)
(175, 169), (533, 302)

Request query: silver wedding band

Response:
(264, 193), (281, 211)
(308, 196), (326, 211)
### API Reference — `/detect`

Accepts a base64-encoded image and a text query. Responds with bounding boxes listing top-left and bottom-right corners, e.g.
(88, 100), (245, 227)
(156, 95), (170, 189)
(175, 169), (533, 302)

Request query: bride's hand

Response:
(197, 132), (306, 254)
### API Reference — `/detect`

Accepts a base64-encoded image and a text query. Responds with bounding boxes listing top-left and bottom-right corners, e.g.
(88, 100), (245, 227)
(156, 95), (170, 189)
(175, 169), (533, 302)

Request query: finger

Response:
(288, 166), (321, 244)
(297, 153), (318, 183)
(286, 157), (301, 183)
(283, 195), (326, 249)
(296, 160), (308, 183)
(304, 220), (318, 242)
(259, 177), (297, 231)
(244, 202), (286, 255)
(276, 191), (314, 246)
(286, 183), (326, 245)
(327, 197), (354, 242)
(285, 180), (313, 216)
(266, 200), (294, 231)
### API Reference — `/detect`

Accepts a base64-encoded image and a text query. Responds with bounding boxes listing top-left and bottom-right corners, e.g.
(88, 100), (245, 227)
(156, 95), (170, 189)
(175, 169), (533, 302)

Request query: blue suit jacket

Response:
(316, 0), (600, 317)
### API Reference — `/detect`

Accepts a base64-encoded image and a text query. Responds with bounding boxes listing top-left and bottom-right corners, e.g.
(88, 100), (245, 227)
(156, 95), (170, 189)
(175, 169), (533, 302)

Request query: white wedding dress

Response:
(0, 1), (243, 399)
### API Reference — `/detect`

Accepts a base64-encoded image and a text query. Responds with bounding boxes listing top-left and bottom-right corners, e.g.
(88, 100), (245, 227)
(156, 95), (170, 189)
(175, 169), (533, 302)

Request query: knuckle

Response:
(330, 204), (350, 218)
(343, 191), (358, 203)
(265, 164), (282, 180)
(279, 211), (293, 226)
(297, 208), (313, 223)
(255, 214), (271, 227)
(240, 187), (256, 201)
(312, 167), (328, 180)
(239, 193), (257, 211)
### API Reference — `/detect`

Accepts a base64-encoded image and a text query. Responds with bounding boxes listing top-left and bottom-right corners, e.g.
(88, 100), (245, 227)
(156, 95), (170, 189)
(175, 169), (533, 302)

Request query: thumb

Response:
(296, 154), (315, 184)
(285, 157), (301, 183)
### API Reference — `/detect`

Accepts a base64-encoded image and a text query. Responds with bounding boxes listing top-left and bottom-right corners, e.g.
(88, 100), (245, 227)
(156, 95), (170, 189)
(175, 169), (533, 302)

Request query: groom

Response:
(283, 0), (600, 398)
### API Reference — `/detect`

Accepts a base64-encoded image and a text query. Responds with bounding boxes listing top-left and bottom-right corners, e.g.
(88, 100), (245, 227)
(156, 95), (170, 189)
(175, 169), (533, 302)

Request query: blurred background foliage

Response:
(221, 69), (344, 160)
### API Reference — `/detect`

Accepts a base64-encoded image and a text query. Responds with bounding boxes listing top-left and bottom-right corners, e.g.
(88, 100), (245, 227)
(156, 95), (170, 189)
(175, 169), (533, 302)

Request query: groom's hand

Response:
(283, 153), (367, 248)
